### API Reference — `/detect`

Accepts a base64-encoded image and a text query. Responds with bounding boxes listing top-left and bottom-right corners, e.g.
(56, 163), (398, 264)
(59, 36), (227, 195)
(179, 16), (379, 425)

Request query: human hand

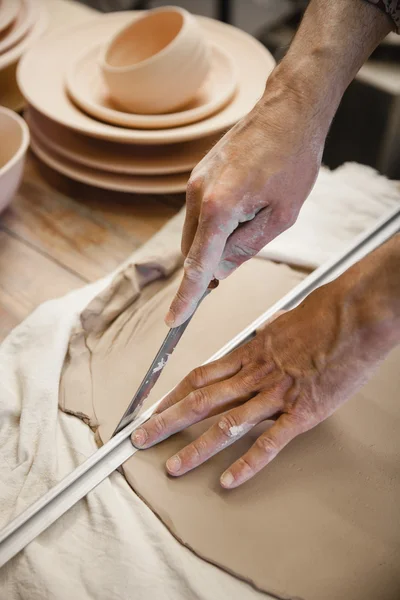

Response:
(165, 73), (328, 328)
(134, 262), (397, 488)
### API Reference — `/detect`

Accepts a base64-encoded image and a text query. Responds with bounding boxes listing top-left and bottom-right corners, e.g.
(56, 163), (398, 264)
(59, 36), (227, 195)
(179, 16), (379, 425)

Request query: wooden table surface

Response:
(0, 153), (184, 341)
(0, 0), (184, 341)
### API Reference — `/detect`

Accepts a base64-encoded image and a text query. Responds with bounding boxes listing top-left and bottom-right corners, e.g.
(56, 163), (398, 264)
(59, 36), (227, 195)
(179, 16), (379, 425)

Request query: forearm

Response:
(259, 0), (392, 132)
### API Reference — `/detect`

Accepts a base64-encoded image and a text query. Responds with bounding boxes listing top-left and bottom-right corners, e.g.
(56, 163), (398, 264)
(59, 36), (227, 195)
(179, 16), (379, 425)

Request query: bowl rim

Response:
(0, 107), (30, 177)
(101, 5), (193, 74)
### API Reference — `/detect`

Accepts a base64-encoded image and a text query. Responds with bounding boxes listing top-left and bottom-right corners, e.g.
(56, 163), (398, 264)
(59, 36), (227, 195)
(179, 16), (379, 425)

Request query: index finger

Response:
(155, 354), (242, 415)
(165, 201), (237, 328)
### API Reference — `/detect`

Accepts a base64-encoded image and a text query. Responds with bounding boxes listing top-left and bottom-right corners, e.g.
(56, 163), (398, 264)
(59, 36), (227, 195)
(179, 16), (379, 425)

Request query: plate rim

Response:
(66, 41), (237, 130)
(18, 11), (275, 145)
(30, 132), (189, 194)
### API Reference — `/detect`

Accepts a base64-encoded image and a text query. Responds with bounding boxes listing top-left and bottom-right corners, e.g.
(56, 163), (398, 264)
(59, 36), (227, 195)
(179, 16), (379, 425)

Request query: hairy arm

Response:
(166, 0), (392, 328)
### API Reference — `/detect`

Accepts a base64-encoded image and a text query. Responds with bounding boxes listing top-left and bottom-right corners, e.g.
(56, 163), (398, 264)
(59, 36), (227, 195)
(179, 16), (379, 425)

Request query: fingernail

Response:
(132, 427), (148, 448)
(165, 310), (175, 328)
(166, 455), (181, 474)
(220, 471), (234, 488)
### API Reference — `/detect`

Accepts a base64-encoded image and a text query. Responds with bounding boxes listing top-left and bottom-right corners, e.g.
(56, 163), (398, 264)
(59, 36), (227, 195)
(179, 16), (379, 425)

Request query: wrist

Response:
(257, 0), (392, 135)
(255, 55), (340, 142)
(337, 234), (400, 354)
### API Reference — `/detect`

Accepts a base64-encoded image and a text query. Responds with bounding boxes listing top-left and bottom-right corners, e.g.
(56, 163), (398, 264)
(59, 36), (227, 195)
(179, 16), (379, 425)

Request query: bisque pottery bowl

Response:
(0, 106), (29, 212)
(100, 6), (211, 115)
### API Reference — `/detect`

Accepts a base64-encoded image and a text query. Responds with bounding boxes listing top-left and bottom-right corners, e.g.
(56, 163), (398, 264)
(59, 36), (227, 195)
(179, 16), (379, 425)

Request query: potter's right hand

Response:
(165, 70), (326, 328)
(164, 0), (392, 329)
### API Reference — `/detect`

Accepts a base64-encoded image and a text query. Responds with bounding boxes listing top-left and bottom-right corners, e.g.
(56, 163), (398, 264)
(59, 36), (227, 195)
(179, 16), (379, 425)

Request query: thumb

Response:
(166, 213), (229, 327)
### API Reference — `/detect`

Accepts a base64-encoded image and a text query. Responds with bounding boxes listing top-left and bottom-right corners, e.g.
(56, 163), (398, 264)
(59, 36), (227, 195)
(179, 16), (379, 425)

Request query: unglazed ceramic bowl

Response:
(0, 106), (29, 212)
(100, 6), (211, 114)
(18, 12), (276, 145)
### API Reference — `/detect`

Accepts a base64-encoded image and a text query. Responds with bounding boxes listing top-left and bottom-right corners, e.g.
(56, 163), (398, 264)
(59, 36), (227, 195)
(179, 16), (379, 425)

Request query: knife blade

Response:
(112, 279), (218, 436)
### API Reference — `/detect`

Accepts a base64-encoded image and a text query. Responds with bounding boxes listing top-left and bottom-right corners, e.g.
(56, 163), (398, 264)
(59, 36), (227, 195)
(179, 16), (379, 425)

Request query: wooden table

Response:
(0, 153), (183, 341)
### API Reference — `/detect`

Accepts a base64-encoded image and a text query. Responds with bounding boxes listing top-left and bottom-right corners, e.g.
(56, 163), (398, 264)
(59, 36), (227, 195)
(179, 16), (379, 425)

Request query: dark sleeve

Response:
(365, 0), (400, 31)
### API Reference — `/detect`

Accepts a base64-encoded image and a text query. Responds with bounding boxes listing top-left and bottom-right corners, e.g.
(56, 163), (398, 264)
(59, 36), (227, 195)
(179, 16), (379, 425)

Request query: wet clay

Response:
(60, 254), (400, 600)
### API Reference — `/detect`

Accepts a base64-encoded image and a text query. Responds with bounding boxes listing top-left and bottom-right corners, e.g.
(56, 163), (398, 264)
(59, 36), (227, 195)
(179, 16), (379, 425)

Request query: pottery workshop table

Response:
(0, 154), (183, 342)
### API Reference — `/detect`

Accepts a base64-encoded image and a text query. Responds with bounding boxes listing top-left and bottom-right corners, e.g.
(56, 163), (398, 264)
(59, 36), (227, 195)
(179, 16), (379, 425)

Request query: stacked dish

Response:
(18, 7), (276, 195)
(0, 0), (48, 111)
(0, 106), (30, 213)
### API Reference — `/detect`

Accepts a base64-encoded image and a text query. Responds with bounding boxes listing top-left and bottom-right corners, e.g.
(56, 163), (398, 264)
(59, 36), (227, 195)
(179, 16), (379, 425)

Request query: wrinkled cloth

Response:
(0, 214), (273, 600)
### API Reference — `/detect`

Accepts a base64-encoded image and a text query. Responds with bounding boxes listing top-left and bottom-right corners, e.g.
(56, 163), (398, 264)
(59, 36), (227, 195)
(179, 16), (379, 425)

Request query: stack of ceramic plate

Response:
(0, 0), (47, 111)
(18, 11), (275, 195)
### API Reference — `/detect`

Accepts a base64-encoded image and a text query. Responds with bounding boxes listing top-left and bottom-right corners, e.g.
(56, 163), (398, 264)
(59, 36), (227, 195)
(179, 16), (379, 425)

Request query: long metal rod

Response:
(0, 206), (398, 567)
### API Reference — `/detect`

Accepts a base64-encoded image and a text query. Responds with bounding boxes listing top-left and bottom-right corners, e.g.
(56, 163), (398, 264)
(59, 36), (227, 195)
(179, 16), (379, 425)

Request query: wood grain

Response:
(0, 155), (183, 341)
(1, 157), (182, 281)
(0, 229), (84, 340)
(0, 0), (185, 340)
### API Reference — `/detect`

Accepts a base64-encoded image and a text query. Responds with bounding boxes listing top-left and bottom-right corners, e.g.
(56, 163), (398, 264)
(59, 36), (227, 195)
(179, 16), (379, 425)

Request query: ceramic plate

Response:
(18, 11), (275, 145)
(0, 0), (20, 33)
(66, 43), (236, 130)
(30, 133), (189, 194)
(0, 60), (25, 111)
(0, 0), (34, 54)
(26, 106), (219, 175)
(0, 0), (47, 70)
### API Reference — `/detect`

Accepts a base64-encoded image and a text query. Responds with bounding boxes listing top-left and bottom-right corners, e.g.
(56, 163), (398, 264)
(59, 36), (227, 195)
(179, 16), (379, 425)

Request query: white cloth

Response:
(0, 214), (270, 600)
(258, 163), (400, 268)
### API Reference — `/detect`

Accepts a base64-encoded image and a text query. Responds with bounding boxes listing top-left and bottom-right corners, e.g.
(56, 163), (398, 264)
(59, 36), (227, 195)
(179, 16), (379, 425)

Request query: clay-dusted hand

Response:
(164, 73), (326, 327)
(133, 240), (400, 488)
(164, 0), (393, 329)
(133, 242), (400, 488)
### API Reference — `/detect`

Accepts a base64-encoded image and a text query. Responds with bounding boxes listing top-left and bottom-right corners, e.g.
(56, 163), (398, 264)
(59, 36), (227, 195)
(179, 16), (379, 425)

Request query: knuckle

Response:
(189, 366), (209, 389)
(188, 440), (204, 461)
(188, 389), (209, 417)
(201, 193), (219, 215)
(186, 176), (203, 199)
(184, 255), (207, 281)
(236, 456), (254, 476)
(255, 435), (279, 456)
(290, 409), (315, 432)
(218, 413), (241, 437)
(152, 413), (167, 436)
(240, 364), (270, 389)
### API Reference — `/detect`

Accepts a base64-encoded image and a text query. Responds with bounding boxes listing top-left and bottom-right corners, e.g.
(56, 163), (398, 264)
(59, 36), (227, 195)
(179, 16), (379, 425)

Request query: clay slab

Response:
(60, 254), (400, 600)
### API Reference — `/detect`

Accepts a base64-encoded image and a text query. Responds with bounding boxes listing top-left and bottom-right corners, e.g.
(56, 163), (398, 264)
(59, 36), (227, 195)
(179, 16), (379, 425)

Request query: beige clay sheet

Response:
(60, 236), (400, 600)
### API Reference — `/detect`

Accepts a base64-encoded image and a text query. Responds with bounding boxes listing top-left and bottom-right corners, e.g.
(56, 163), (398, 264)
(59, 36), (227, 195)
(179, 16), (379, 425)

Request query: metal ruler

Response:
(0, 206), (398, 567)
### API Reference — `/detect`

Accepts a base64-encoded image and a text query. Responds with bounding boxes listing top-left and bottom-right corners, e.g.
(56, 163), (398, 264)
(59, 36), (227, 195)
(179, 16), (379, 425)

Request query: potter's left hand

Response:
(132, 237), (400, 488)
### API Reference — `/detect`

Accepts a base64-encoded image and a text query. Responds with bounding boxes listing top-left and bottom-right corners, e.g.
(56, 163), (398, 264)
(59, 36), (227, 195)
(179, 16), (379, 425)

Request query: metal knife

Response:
(112, 278), (219, 436)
